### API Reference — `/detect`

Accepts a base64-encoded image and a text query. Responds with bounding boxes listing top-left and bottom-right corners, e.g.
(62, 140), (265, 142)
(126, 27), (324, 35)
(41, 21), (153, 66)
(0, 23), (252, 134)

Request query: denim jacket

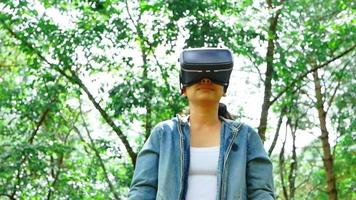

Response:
(128, 115), (275, 200)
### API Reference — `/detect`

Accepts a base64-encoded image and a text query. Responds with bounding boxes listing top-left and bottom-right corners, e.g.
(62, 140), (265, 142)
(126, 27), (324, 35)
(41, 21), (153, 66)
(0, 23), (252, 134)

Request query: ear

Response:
(181, 87), (187, 96)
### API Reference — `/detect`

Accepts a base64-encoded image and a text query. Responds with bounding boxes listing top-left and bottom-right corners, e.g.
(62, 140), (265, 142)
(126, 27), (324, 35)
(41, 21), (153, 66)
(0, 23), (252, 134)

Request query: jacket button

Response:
(231, 143), (238, 152)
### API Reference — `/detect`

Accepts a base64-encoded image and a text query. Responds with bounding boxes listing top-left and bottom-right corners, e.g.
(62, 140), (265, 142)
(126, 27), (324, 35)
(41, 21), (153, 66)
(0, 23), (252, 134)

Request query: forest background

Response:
(0, 0), (355, 199)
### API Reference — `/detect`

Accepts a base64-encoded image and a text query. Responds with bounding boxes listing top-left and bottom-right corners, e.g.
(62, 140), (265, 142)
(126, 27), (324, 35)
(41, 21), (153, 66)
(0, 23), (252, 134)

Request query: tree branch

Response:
(270, 44), (356, 105)
(28, 107), (51, 144)
(0, 18), (137, 165)
(325, 60), (350, 114)
(9, 103), (53, 199)
(46, 112), (78, 200)
(68, 103), (120, 199)
(246, 53), (265, 83)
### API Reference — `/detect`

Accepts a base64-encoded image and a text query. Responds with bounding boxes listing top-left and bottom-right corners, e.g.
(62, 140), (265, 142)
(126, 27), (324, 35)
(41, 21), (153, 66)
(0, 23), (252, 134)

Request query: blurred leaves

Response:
(0, 0), (355, 199)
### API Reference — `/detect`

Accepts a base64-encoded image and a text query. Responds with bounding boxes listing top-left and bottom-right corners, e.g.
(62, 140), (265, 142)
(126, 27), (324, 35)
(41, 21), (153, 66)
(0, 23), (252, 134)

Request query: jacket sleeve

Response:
(128, 126), (161, 200)
(246, 127), (275, 200)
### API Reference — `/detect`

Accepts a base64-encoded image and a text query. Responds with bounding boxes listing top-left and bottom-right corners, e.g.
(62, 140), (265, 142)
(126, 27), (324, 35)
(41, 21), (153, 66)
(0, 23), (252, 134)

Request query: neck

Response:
(188, 102), (220, 126)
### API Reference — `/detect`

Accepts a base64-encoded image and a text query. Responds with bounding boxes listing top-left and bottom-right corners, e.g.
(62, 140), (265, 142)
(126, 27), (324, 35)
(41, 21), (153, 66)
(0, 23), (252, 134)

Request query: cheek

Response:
(184, 87), (194, 97)
(219, 91), (225, 97)
(216, 86), (225, 96)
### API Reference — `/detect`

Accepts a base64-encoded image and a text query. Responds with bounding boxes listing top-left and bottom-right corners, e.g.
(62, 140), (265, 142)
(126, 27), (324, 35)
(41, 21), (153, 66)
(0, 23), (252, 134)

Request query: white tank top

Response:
(185, 146), (220, 200)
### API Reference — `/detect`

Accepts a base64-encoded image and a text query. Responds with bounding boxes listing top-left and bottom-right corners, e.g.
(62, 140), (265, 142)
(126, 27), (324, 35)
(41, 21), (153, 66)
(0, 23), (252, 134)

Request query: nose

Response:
(200, 78), (212, 84)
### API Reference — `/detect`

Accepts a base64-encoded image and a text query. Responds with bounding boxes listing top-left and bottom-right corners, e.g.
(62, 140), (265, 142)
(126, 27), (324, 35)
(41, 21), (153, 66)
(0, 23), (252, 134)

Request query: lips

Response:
(197, 87), (214, 91)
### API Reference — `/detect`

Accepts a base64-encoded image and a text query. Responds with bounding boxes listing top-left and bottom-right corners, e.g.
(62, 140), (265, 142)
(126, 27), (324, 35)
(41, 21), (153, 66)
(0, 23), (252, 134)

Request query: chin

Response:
(193, 95), (221, 103)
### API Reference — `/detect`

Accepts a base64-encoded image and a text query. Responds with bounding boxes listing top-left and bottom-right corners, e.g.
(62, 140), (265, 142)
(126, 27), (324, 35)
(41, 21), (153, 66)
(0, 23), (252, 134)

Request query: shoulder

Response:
(153, 117), (178, 130)
(150, 116), (180, 136)
(224, 119), (260, 139)
(223, 118), (255, 133)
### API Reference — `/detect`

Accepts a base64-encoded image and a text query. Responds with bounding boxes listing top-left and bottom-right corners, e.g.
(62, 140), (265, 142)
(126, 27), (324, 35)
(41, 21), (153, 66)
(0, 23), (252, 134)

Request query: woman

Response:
(128, 48), (275, 200)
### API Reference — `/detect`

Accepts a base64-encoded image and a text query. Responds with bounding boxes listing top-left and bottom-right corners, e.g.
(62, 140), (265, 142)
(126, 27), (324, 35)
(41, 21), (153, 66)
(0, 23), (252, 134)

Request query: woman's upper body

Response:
(128, 115), (275, 200)
(129, 48), (274, 199)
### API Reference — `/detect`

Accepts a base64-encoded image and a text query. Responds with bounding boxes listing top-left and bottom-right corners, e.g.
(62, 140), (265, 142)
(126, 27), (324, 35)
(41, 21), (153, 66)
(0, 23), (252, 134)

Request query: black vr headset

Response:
(179, 48), (234, 92)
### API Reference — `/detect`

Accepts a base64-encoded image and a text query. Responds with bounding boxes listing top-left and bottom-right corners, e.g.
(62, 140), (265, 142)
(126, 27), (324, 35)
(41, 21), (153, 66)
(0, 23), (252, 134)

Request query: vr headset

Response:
(179, 48), (234, 92)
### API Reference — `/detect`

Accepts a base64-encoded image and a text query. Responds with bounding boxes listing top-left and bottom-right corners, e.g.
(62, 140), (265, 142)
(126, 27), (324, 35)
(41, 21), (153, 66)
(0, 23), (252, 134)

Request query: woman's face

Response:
(183, 78), (225, 104)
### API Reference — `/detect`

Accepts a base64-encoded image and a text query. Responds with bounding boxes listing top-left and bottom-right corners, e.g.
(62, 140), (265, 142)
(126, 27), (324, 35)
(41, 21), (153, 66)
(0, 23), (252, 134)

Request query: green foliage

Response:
(0, 0), (354, 199)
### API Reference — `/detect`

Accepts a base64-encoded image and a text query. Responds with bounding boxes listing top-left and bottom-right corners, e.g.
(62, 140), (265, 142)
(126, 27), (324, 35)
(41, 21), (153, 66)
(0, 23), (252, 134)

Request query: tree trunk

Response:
(258, 0), (284, 141)
(142, 53), (152, 140)
(47, 124), (73, 200)
(279, 122), (289, 200)
(268, 107), (286, 156)
(10, 106), (51, 199)
(288, 118), (298, 200)
(312, 69), (338, 200)
(125, 0), (152, 142)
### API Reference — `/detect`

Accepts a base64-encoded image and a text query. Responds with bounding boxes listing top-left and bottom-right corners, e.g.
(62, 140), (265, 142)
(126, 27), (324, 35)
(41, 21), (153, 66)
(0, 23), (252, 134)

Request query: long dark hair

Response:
(218, 103), (234, 120)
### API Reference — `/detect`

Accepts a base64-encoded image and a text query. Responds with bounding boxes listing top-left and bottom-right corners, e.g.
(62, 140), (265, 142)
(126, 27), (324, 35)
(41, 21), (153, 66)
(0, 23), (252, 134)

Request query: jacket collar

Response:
(176, 114), (241, 134)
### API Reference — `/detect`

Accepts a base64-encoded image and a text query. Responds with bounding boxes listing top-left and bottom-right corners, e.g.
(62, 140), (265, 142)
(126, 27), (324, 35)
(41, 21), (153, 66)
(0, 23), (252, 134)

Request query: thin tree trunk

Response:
(279, 122), (289, 200)
(312, 69), (338, 200)
(268, 107), (286, 156)
(142, 54), (152, 140)
(79, 104), (121, 200)
(46, 153), (64, 200)
(287, 118), (298, 200)
(145, 100), (152, 140)
(10, 105), (51, 199)
(125, 0), (152, 141)
(47, 117), (75, 200)
(258, 0), (284, 141)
